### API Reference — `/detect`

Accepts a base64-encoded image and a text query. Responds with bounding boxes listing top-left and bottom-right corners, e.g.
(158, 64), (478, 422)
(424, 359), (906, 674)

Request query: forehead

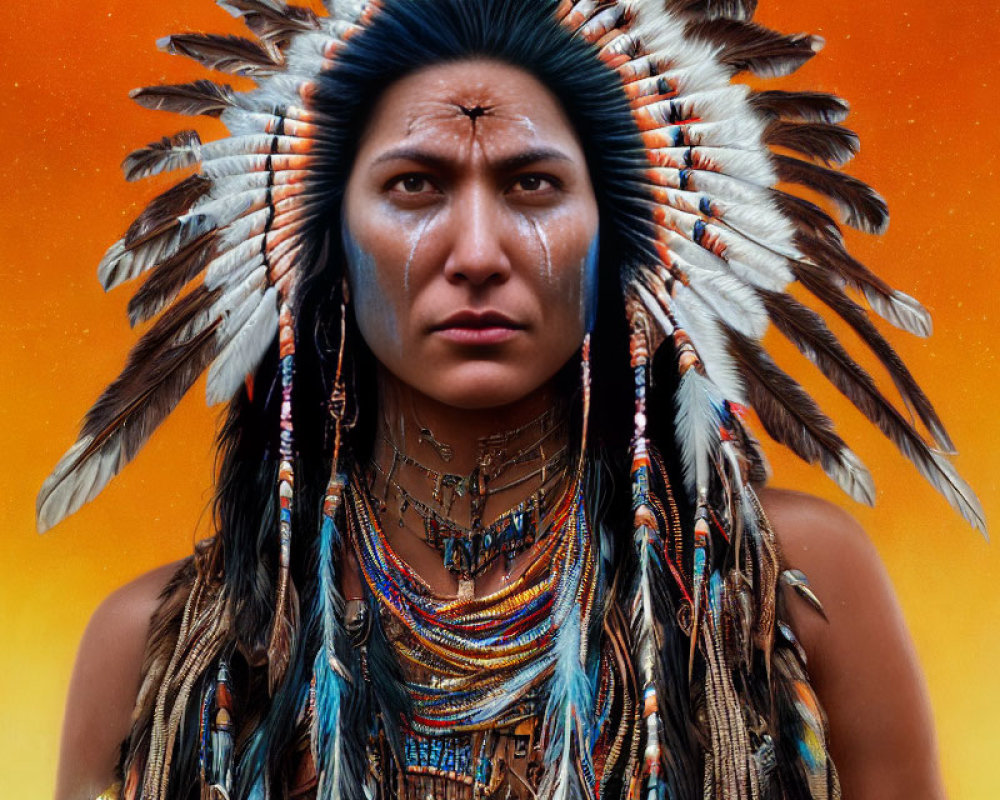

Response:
(357, 59), (584, 159)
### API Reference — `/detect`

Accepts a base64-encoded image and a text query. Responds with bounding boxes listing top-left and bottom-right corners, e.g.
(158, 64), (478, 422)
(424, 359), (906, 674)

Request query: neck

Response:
(375, 369), (566, 475)
(369, 368), (571, 531)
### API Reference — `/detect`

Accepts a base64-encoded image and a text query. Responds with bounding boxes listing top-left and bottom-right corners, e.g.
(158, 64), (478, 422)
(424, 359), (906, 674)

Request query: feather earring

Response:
(311, 281), (358, 800)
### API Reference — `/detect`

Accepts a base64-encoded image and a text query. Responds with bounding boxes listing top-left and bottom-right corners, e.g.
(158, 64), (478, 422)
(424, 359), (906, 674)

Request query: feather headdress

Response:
(37, 0), (984, 797)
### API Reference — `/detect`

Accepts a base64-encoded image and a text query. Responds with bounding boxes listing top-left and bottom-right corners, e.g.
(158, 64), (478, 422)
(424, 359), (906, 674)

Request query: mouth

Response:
(430, 310), (525, 345)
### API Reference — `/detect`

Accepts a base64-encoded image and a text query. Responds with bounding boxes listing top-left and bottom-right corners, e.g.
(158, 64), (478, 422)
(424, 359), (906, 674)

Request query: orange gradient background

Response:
(1, 0), (998, 796)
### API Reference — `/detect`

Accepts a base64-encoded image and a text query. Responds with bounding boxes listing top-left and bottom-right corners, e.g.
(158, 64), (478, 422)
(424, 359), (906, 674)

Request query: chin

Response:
(414, 362), (549, 411)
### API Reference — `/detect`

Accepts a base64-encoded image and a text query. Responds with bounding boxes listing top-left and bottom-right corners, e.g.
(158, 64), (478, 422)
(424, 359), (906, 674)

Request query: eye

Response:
(509, 174), (557, 194)
(390, 174), (433, 194)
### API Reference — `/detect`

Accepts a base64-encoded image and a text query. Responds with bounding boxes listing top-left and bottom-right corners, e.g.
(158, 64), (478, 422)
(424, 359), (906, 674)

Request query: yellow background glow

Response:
(1, 0), (997, 796)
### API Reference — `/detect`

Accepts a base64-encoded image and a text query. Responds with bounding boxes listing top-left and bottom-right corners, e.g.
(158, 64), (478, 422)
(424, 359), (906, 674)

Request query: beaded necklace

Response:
(346, 469), (598, 737)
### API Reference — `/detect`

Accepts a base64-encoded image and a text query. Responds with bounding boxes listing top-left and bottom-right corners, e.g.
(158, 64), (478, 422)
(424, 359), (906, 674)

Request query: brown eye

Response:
(514, 175), (552, 192)
(507, 174), (560, 199)
(397, 175), (429, 193)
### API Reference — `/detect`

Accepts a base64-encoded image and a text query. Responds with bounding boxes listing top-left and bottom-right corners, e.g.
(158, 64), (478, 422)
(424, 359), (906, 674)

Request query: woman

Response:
(44, 0), (983, 798)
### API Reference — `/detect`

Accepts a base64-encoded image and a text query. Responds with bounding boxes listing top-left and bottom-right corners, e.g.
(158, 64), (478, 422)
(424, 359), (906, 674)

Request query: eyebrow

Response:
(370, 146), (573, 173)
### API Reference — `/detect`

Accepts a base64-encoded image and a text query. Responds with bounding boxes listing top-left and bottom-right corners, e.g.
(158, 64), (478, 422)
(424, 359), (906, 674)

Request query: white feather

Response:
(205, 237), (267, 288)
(686, 265), (769, 338)
(674, 368), (725, 498)
(633, 281), (675, 338)
(672, 288), (746, 403)
(207, 284), (279, 404)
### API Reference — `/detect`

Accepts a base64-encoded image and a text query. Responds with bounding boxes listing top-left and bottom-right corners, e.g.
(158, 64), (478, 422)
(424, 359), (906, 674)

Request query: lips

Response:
(430, 309), (525, 345)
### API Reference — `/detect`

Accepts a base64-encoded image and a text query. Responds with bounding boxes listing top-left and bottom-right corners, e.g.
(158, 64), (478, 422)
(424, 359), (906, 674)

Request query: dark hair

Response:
(204, 0), (664, 794)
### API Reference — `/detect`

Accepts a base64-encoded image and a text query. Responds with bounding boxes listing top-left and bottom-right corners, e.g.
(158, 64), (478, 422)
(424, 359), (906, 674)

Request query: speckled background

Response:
(1, 0), (997, 795)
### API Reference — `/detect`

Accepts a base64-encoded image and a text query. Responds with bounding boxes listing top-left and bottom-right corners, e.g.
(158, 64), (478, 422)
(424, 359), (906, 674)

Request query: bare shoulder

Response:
(757, 487), (946, 799)
(757, 487), (881, 650)
(55, 559), (188, 800)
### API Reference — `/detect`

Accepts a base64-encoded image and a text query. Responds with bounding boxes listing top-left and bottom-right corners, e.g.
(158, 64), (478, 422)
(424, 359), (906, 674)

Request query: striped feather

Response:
(793, 260), (951, 450)
(727, 328), (875, 504)
(122, 131), (203, 182)
(129, 80), (238, 118)
(36, 288), (220, 532)
(774, 154), (889, 235)
(157, 33), (281, 77)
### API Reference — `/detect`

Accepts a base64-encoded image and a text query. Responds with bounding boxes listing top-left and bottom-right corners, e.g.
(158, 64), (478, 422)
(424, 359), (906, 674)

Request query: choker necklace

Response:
(372, 406), (569, 595)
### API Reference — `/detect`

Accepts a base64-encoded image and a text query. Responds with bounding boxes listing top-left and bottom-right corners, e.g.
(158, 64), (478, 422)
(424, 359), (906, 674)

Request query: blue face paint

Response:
(582, 231), (600, 334)
(341, 221), (399, 348)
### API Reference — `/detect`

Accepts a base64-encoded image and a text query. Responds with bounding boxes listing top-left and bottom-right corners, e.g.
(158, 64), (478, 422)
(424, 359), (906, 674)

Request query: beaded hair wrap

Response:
(35, 0), (986, 797)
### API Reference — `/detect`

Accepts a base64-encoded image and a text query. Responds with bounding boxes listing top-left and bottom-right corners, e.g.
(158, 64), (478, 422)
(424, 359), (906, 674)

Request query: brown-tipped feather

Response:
(122, 131), (203, 182)
(767, 288), (985, 531)
(750, 90), (850, 124)
(727, 328), (874, 504)
(795, 233), (893, 304)
(765, 120), (859, 166)
(774, 154), (888, 234)
(158, 33), (282, 77)
(219, 0), (321, 50)
(771, 190), (843, 246)
(763, 290), (944, 454)
(792, 261), (954, 451)
(127, 236), (218, 327)
(124, 176), (212, 249)
(79, 288), (221, 450)
(130, 80), (237, 118)
(686, 18), (821, 78)
(728, 329), (846, 460)
(666, 0), (758, 21)
(36, 288), (221, 531)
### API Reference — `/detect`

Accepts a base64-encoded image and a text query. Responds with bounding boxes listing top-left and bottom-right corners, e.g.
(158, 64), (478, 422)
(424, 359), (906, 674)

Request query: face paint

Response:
(341, 221), (399, 350)
(527, 217), (553, 281)
(581, 231), (600, 334)
(404, 212), (436, 294)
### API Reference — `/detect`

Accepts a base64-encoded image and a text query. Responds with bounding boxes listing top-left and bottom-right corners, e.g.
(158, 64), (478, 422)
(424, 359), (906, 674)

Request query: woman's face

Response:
(343, 59), (600, 410)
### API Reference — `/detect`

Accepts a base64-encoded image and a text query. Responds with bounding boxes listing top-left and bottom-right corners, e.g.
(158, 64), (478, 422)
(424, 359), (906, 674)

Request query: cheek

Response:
(525, 210), (599, 333)
(342, 226), (400, 355)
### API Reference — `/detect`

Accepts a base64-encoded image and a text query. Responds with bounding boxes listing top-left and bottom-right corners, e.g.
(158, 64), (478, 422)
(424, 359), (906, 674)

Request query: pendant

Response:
(457, 577), (475, 601)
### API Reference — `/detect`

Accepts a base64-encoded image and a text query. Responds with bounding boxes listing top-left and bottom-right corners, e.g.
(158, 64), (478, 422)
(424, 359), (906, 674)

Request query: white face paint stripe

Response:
(528, 217), (553, 282)
(404, 211), (437, 294)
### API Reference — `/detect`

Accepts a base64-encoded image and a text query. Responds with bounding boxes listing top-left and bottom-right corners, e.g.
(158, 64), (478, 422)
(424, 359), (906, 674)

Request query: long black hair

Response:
(195, 0), (672, 794)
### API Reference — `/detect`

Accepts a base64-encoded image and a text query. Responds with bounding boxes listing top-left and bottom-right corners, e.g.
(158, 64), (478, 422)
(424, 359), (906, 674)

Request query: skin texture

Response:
(56, 61), (946, 800)
(342, 61), (600, 415)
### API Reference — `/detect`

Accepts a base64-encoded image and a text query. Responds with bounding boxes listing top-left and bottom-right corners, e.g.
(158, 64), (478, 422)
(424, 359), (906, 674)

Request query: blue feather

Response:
(539, 610), (597, 800)
(312, 486), (351, 800)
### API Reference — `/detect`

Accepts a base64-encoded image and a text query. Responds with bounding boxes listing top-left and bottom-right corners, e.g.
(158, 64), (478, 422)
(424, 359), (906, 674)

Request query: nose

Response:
(442, 184), (512, 287)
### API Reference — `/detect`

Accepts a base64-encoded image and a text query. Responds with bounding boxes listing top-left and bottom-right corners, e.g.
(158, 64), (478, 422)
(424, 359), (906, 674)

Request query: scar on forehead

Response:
(457, 103), (492, 130)
(458, 103), (490, 119)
